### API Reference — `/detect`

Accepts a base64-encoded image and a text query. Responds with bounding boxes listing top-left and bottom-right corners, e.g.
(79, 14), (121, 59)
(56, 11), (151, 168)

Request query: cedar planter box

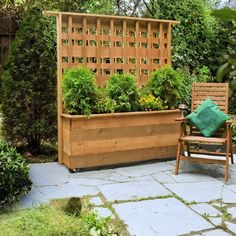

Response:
(62, 109), (181, 170)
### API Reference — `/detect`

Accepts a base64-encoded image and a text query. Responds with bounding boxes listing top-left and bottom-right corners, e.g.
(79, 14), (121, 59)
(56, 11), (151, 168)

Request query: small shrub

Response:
(138, 94), (167, 111)
(62, 67), (97, 115)
(148, 65), (181, 109)
(0, 140), (32, 207)
(94, 87), (116, 114)
(1, 8), (57, 151)
(107, 73), (139, 112)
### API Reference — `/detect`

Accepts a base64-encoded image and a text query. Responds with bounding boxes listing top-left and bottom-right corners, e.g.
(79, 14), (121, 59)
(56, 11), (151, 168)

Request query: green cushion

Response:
(186, 98), (230, 137)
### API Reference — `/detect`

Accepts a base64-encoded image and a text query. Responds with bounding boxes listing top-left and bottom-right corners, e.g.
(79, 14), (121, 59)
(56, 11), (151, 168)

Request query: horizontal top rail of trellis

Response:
(44, 11), (179, 86)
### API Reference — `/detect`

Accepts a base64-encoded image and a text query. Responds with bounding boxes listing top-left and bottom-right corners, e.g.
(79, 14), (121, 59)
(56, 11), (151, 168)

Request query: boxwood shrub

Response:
(0, 140), (32, 207)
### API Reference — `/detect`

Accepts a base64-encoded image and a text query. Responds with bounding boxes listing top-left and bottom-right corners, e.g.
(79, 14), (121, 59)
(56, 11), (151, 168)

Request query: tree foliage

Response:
(1, 8), (57, 151)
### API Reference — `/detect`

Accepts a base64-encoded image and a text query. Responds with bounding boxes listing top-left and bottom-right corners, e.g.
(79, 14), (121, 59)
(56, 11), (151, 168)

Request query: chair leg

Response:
(225, 141), (230, 182)
(230, 138), (234, 164)
(186, 143), (191, 157)
(175, 140), (182, 175)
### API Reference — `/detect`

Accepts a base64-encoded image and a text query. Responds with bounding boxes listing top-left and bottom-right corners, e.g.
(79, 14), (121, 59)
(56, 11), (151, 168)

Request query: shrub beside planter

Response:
(62, 109), (181, 170)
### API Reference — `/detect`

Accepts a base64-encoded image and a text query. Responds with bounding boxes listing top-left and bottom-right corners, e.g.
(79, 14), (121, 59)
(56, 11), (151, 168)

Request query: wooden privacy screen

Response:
(44, 11), (179, 87)
(43, 11), (179, 164)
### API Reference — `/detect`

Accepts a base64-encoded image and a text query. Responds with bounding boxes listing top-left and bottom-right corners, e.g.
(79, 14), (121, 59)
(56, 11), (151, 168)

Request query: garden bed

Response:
(62, 109), (181, 170)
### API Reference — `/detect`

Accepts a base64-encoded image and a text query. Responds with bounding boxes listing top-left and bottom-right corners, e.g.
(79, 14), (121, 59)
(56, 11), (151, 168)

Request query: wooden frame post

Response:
(56, 13), (63, 164)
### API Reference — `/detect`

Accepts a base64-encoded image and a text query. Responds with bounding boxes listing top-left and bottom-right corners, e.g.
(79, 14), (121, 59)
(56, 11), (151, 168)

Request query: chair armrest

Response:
(225, 120), (233, 125)
(175, 117), (188, 122)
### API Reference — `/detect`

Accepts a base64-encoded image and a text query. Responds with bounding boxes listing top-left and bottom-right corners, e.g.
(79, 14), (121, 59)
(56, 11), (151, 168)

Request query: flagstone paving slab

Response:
(164, 181), (224, 203)
(113, 198), (213, 236)
(208, 217), (222, 226)
(99, 180), (171, 202)
(225, 221), (236, 234)
(30, 163), (69, 186)
(17, 187), (47, 208)
(68, 177), (115, 186)
(115, 162), (174, 177)
(151, 172), (176, 183)
(167, 172), (216, 183)
(227, 207), (236, 219)
(38, 184), (98, 200)
(190, 203), (221, 217)
(222, 187), (236, 203)
(90, 196), (104, 206)
(93, 207), (113, 218)
(194, 229), (231, 236)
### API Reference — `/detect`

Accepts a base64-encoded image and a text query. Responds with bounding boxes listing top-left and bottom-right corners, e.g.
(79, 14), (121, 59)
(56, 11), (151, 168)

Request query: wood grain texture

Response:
(62, 110), (181, 169)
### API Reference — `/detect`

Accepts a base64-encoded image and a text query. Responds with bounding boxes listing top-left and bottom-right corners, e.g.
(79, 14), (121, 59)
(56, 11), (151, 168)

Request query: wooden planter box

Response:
(62, 109), (181, 170)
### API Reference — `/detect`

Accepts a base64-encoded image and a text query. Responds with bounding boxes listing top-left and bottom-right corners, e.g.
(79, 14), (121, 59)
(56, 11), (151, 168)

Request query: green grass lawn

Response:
(0, 198), (128, 236)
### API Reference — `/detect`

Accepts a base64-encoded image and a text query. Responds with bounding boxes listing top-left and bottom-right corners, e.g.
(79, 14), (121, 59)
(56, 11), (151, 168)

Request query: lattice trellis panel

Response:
(47, 12), (179, 87)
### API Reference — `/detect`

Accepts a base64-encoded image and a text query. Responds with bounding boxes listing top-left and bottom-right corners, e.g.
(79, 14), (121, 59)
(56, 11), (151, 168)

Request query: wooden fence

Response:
(0, 9), (18, 77)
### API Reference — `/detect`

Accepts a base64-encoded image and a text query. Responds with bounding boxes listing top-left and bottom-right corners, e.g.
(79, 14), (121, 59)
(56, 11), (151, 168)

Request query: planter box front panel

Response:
(62, 110), (181, 169)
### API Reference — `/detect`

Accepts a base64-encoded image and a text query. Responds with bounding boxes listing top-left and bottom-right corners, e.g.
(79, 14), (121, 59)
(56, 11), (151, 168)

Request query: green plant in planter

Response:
(107, 73), (139, 112)
(139, 94), (166, 111)
(0, 139), (32, 207)
(148, 65), (181, 109)
(62, 67), (97, 115)
(94, 87), (116, 114)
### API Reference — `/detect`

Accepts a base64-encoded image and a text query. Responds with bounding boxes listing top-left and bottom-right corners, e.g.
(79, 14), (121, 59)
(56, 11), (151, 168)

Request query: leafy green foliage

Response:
(107, 73), (139, 112)
(177, 66), (213, 113)
(213, 8), (236, 95)
(94, 88), (116, 114)
(142, 0), (234, 75)
(148, 66), (181, 109)
(232, 120), (236, 143)
(62, 67), (97, 115)
(0, 139), (32, 207)
(1, 8), (57, 151)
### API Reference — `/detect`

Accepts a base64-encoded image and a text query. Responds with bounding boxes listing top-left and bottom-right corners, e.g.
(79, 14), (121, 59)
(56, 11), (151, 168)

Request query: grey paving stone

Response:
(164, 181), (224, 203)
(152, 172), (176, 183)
(115, 162), (173, 177)
(194, 229), (231, 236)
(99, 180), (171, 202)
(225, 184), (236, 193)
(225, 221), (236, 234)
(90, 197), (103, 206)
(39, 184), (98, 200)
(191, 203), (221, 217)
(70, 169), (114, 179)
(222, 187), (236, 203)
(93, 207), (113, 218)
(113, 198), (213, 236)
(16, 187), (48, 208)
(30, 162), (69, 186)
(68, 177), (114, 186)
(208, 217), (222, 226)
(131, 175), (155, 182)
(227, 207), (236, 219)
(168, 172), (216, 183)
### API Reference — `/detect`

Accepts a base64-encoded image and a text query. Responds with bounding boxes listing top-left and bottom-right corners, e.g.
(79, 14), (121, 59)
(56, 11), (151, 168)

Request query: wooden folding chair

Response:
(175, 83), (234, 182)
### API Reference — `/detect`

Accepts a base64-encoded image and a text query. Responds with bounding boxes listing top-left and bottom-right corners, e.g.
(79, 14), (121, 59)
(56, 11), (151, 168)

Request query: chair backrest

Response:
(191, 83), (229, 113)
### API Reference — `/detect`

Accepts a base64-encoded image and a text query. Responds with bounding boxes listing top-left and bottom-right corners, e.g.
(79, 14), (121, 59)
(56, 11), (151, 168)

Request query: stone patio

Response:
(15, 155), (236, 236)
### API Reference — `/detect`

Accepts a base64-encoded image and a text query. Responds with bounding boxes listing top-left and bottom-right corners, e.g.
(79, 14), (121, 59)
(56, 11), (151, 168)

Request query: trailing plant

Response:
(0, 139), (32, 207)
(62, 67), (97, 115)
(148, 65), (181, 109)
(138, 94), (166, 111)
(1, 8), (57, 152)
(107, 73), (139, 112)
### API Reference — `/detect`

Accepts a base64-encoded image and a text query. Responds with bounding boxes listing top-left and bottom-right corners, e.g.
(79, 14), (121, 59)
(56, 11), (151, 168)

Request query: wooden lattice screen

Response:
(44, 11), (179, 163)
(45, 11), (179, 86)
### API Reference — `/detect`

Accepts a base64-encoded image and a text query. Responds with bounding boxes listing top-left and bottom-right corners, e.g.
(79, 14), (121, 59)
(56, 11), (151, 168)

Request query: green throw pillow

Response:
(186, 98), (230, 137)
